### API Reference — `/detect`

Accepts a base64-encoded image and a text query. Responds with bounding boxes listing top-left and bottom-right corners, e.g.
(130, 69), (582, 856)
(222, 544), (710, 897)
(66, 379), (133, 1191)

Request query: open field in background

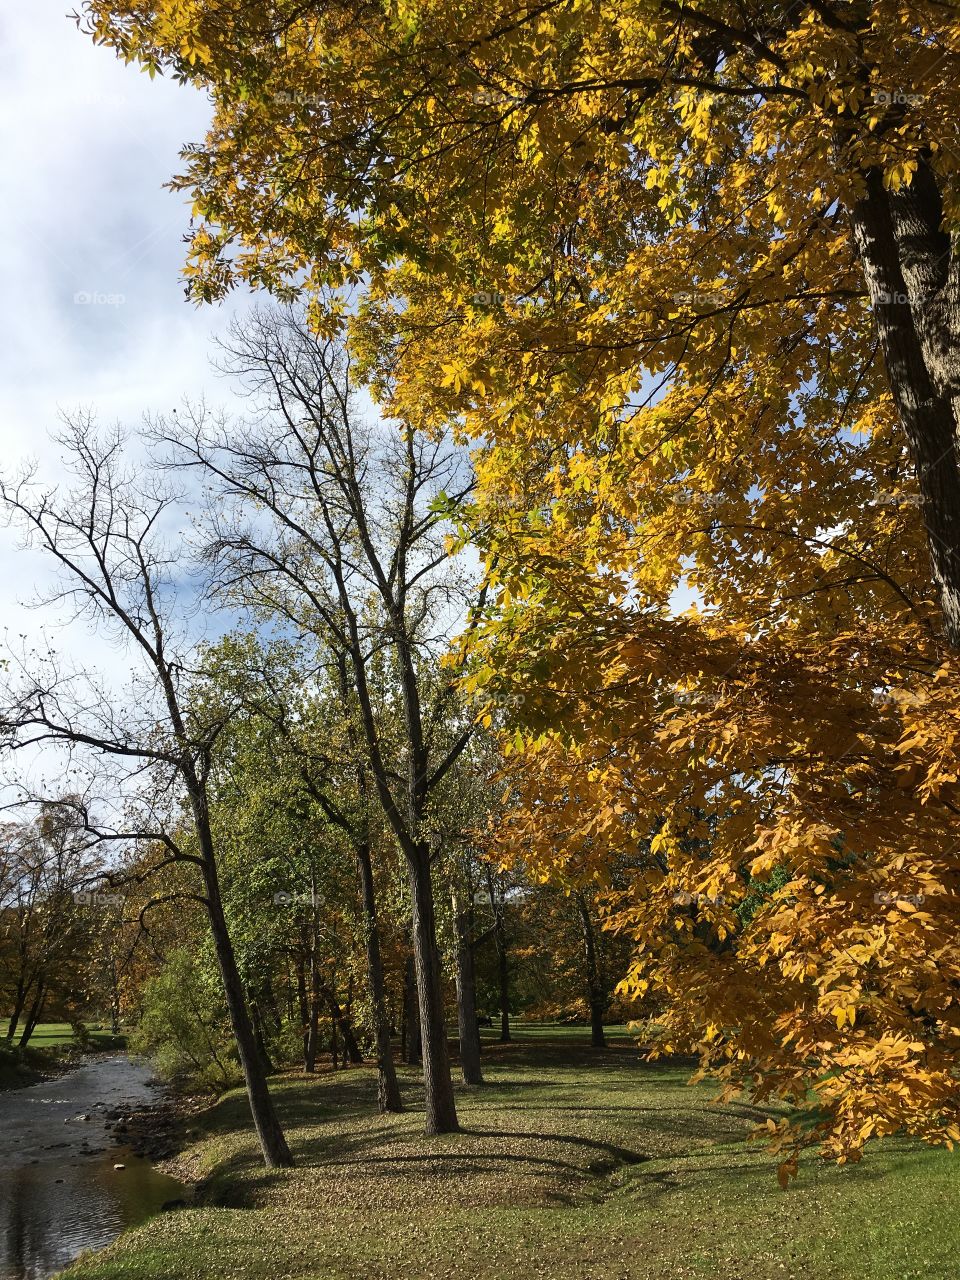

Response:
(0, 1022), (129, 1088)
(56, 1026), (957, 1280)
(0, 1021), (128, 1050)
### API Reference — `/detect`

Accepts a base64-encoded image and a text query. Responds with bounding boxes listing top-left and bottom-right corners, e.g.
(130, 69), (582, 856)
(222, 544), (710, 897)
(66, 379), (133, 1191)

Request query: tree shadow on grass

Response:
(461, 1127), (649, 1169)
(200, 1115), (655, 1210)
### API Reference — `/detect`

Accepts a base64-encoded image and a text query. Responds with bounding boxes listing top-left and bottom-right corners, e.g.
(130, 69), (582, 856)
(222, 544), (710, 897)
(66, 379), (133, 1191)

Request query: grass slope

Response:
(58, 1027), (958, 1280)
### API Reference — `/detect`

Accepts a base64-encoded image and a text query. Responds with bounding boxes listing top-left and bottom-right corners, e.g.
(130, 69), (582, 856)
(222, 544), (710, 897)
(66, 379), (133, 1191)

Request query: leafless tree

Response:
(0, 421), (293, 1167)
(156, 307), (481, 1135)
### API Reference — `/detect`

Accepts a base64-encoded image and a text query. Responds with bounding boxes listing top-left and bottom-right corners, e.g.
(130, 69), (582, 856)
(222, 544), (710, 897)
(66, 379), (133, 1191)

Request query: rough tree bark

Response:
(196, 807), (294, 1168)
(849, 157), (960, 647)
(330, 1007), (339, 1069)
(408, 846), (459, 1133)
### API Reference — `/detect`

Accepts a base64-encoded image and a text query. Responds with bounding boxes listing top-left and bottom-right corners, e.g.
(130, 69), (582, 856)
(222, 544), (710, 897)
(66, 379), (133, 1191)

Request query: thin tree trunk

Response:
(199, 847), (293, 1168)
(486, 867), (512, 1043)
(408, 846), (459, 1133)
(296, 959), (311, 1069)
(341, 1017), (363, 1063)
(575, 893), (607, 1049)
(357, 845), (403, 1111)
(109, 958), (120, 1035)
(451, 874), (483, 1085)
(305, 962), (321, 1074)
(262, 977), (283, 1037)
(329, 1002), (339, 1069)
(328, 988), (364, 1064)
(18, 982), (45, 1048)
(250, 996), (274, 1074)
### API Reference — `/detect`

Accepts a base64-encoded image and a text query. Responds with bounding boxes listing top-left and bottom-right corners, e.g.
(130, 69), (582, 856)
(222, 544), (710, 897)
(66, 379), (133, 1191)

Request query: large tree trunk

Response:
(848, 159), (960, 647)
(357, 845), (403, 1112)
(486, 867), (512, 1043)
(451, 874), (483, 1085)
(200, 850), (293, 1168)
(575, 893), (607, 1049)
(407, 846), (459, 1133)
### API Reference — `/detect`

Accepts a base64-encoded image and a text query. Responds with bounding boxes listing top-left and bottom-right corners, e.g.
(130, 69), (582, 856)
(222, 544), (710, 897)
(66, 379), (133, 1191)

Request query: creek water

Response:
(0, 1056), (186, 1280)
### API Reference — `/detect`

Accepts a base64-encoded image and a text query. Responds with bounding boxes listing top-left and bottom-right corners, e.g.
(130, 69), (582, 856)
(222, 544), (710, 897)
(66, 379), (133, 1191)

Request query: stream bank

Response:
(0, 1055), (189, 1280)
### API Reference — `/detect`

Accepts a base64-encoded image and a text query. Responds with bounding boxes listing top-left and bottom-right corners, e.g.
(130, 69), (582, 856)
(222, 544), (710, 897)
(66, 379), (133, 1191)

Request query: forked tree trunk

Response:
(848, 159), (960, 648)
(407, 846), (459, 1133)
(6, 974), (27, 1042)
(451, 876), (483, 1085)
(357, 845), (403, 1111)
(199, 846), (293, 1168)
(18, 982), (45, 1048)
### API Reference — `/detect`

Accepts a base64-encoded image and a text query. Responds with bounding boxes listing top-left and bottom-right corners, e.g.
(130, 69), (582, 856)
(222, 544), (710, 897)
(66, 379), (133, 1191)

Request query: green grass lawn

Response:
(0, 1021), (128, 1088)
(0, 1021), (127, 1050)
(57, 1026), (958, 1280)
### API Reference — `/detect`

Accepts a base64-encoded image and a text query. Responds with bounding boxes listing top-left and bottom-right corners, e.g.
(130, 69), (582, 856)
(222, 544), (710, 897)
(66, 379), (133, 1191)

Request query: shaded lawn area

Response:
(58, 1026), (958, 1280)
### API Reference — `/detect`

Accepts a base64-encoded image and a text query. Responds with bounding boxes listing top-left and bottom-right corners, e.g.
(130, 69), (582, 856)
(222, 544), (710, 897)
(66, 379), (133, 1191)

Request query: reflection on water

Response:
(0, 1057), (186, 1280)
(0, 1151), (183, 1280)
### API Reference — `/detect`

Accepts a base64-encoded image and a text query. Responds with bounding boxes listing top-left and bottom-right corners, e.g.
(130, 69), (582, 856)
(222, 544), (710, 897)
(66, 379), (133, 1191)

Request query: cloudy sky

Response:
(0, 5), (248, 794)
(0, 6), (240, 450)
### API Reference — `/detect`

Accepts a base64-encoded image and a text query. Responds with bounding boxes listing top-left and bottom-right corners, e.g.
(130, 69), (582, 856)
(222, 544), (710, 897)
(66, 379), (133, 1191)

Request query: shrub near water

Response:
(131, 949), (240, 1091)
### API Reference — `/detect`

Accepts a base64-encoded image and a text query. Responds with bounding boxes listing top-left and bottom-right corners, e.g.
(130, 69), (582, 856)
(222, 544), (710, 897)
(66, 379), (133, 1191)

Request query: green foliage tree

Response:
(133, 947), (240, 1090)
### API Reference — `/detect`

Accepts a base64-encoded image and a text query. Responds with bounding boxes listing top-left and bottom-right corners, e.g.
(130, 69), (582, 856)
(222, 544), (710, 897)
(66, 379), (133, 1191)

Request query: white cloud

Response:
(0, 5), (250, 796)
